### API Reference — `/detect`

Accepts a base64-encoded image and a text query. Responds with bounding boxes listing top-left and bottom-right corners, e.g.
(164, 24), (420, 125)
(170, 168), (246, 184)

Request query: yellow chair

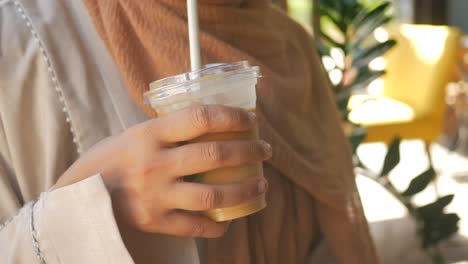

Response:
(348, 24), (461, 154)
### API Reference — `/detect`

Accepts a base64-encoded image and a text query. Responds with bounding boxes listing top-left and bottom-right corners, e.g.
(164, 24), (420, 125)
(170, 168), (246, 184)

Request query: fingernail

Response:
(247, 112), (257, 124)
(260, 140), (272, 157)
(258, 180), (267, 193)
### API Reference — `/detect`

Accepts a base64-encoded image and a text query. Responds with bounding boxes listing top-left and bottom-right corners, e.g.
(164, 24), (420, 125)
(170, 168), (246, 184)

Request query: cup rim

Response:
(144, 61), (260, 105)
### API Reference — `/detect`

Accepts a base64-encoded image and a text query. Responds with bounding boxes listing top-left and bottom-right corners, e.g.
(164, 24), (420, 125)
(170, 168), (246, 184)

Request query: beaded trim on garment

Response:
(12, 0), (82, 154)
(0, 0), (89, 262)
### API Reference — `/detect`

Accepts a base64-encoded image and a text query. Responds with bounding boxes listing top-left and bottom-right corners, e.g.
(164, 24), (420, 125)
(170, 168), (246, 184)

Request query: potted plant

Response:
(315, 0), (460, 263)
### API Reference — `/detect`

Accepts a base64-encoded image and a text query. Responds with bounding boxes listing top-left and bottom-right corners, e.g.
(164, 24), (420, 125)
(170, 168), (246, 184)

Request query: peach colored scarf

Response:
(83, 0), (378, 263)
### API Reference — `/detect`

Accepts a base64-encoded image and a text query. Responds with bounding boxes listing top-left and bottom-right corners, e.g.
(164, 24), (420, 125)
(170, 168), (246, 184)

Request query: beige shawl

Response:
(82, 0), (378, 263)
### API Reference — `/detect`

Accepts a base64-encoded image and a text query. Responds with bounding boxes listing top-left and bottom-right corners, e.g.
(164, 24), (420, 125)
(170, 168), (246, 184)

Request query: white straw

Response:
(187, 0), (201, 71)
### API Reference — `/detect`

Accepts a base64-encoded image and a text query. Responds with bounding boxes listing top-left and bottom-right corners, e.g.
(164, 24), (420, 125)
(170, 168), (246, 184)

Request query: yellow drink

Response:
(191, 121), (265, 221)
(145, 61), (265, 222)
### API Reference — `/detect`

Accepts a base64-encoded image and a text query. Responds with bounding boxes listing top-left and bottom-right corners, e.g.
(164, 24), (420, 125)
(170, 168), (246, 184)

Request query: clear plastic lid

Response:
(144, 61), (260, 104)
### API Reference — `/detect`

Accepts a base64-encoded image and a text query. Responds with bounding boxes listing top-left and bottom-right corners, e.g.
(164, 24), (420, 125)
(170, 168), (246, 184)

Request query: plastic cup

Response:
(144, 61), (265, 222)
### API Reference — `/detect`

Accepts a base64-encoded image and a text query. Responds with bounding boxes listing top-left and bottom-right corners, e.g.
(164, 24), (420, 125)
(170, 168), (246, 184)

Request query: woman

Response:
(0, 0), (378, 263)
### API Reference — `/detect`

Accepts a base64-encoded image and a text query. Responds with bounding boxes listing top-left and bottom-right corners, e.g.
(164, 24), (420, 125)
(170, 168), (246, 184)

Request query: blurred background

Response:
(276, 0), (468, 263)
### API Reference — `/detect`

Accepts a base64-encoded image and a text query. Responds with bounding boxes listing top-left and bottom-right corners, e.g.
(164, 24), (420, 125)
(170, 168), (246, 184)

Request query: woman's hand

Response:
(55, 105), (271, 238)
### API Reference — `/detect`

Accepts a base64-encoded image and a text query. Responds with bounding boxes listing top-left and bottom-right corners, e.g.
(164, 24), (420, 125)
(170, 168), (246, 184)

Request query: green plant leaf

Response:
(402, 167), (436, 197)
(348, 126), (367, 153)
(319, 29), (345, 50)
(347, 69), (385, 91)
(352, 40), (397, 68)
(431, 252), (445, 264)
(353, 2), (392, 30)
(421, 213), (460, 249)
(336, 86), (352, 106)
(351, 15), (393, 51)
(417, 195), (455, 219)
(315, 39), (330, 57)
(339, 108), (350, 121)
(380, 137), (400, 177)
(343, 0), (358, 6)
(335, 88), (351, 120)
(319, 0), (342, 11)
(438, 213), (460, 239)
(342, 2), (360, 25)
(318, 6), (347, 33)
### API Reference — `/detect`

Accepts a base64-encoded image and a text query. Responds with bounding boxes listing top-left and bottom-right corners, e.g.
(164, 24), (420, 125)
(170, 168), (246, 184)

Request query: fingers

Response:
(168, 177), (268, 211)
(163, 139), (272, 177)
(148, 105), (257, 143)
(154, 211), (229, 238)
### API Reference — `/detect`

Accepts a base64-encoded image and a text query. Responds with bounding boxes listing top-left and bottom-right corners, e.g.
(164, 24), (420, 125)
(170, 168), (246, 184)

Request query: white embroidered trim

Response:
(0, 202), (46, 263)
(30, 201), (46, 264)
(12, 0), (82, 154)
